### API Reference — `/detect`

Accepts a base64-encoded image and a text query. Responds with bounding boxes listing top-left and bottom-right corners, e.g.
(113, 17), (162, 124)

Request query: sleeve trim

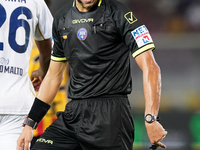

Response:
(51, 55), (67, 61)
(132, 43), (155, 58)
(37, 25), (45, 40)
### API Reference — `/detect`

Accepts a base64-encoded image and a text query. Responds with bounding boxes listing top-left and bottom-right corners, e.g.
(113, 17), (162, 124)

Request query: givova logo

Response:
(72, 18), (93, 24)
(36, 138), (53, 145)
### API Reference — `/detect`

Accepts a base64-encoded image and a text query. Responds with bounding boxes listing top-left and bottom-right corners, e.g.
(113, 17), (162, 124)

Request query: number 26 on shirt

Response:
(0, 4), (32, 53)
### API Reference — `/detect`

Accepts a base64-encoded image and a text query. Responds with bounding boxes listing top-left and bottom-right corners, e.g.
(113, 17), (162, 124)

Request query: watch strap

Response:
(144, 114), (160, 123)
(22, 116), (38, 129)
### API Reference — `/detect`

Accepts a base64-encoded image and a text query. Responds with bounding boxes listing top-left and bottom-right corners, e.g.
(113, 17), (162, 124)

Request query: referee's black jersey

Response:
(51, 0), (155, 99)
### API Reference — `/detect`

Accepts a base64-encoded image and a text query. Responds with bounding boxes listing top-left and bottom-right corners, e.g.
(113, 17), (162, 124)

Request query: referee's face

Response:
(76, 0), (98, 11)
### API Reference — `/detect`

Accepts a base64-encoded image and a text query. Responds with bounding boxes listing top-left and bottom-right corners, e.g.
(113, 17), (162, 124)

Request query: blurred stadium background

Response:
(48, 0), (200, 149)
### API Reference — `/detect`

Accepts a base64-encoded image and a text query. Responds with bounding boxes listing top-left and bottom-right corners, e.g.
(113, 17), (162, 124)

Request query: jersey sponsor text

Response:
(0, 65), (23, 76)
(72, 18), (93, 24)
(131, 25), (153, 48)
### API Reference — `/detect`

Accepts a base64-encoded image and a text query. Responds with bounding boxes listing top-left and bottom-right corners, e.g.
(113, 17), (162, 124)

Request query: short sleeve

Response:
(115, 3), (155, 58)
(34, 0), (53, 40)
(51, 13), (67, 62)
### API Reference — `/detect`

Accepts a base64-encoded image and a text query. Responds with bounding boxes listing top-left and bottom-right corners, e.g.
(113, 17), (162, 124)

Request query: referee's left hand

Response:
(145, 121), (167, 149)
(16, 125), (33, 150)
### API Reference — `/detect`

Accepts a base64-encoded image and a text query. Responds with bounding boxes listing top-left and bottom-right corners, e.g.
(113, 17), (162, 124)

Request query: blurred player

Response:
(0, 0), (53, 149)
(28, 39), (69, 148)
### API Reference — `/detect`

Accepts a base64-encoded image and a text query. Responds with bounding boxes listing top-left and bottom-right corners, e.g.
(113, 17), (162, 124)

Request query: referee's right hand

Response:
(145, 121), (168, 149)
(16, 125), (33, 150)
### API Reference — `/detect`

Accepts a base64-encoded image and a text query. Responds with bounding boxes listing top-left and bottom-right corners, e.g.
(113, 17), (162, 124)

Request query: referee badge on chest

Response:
(77, 27), (88, 41)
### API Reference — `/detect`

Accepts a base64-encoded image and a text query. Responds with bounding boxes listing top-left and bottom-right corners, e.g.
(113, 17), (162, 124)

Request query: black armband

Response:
(28, 97), (51, 124)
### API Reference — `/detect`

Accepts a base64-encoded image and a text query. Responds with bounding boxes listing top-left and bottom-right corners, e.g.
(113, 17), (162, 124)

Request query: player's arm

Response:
(135, 50), (167, 149)
(31, 38), (52, 91)
(35, 38), (52, 77)
(17, 60), (68, 150)
(37, 60), (68, 105)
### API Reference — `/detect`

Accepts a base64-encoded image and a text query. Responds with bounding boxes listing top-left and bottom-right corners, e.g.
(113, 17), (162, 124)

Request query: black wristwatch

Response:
(144, 114), (159, 123)
(22, 116), (38, 129)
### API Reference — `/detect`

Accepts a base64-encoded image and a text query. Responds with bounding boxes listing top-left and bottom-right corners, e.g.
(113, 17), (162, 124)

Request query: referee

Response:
(17, 0), (167, 150)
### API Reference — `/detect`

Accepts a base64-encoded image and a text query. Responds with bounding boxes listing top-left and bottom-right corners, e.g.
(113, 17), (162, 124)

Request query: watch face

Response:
(146, 114), (152, 122)
(145, 114), (155, 123)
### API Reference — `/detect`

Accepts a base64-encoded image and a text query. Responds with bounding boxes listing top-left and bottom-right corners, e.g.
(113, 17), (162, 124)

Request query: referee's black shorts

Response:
(32, 95), (135, 150)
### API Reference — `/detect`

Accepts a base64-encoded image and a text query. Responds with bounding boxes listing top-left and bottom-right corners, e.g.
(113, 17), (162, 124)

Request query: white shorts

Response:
(0, 114), (26, 150)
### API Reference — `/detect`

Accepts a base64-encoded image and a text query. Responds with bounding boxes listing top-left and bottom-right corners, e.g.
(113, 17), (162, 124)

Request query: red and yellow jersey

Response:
(29, 40), (69, 137)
